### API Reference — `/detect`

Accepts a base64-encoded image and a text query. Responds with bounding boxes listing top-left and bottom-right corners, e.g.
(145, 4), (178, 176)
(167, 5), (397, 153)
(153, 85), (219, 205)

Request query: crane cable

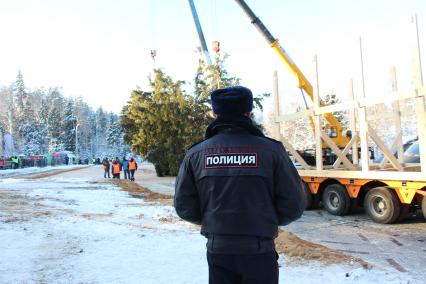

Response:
(150, 0), (157, 65)
(211, 0), (220, 88)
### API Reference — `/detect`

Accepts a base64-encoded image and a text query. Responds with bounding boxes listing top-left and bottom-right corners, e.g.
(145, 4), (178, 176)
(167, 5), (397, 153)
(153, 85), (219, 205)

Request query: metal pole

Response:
(75, 123), (79, 162)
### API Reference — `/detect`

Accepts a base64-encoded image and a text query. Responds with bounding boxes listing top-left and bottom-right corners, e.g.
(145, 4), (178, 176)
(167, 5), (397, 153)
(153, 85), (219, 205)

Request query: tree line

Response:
(0, 71), (129, 159)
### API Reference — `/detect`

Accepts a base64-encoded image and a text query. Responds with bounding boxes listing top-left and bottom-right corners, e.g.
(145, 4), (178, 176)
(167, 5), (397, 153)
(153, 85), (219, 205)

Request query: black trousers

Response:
(129, 170), (136, 181)
(206, 236), (278, 284)
(124, 170), (129, 179)
(207, 251), (278, 284)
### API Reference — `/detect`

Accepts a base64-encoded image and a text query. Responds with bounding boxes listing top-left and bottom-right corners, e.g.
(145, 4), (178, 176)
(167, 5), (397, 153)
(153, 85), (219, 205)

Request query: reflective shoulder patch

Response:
(204, 153), (258, 169)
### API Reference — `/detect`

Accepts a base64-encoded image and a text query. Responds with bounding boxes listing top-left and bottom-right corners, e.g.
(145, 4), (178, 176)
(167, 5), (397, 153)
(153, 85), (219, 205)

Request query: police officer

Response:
(174, 86), (305, 284)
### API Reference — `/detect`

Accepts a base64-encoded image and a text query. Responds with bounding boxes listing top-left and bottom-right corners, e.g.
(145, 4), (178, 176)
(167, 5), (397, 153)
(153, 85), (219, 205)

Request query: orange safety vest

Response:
(128, 161), (137, 170)
(112, 163), (121, 174)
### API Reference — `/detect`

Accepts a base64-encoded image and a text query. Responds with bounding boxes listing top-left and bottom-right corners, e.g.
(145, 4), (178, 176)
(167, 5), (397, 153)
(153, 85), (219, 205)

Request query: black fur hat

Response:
(210, 86), (253, 115)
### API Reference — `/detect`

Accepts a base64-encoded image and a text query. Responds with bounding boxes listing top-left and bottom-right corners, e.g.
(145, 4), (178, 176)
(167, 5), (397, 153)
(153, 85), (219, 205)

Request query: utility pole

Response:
(75, 123), (80, 163)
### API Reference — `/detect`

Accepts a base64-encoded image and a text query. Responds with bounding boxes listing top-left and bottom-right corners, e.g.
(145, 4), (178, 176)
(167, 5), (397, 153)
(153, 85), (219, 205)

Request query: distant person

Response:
(111, 159), (121, 179)
(128, 158), (137, 181)
(122, 158), (129, 180)
(12, 156), (19, 169)
(102, 158), (111, 178)
(0, 157), (4, 170)
(65, 155), (69, 165)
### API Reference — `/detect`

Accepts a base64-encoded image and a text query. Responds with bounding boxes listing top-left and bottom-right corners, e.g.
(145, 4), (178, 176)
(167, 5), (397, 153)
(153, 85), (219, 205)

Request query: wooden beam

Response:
(379, 131), (403, 169)
(411, 14), (426, 173)
(272, 71), (311, 170)
(281, 139), (311, 170)
(390, 66), (404, 165)
(333, 134), (358, 169)
(368, 125), (403, 171)
(274, 110), (311, 122)
(348, 79), (359, 165)
(275, 88), (425, 122)
(313, 101), (358, 115)
(320, 132), (356, 170)
(358, 37), (370, 172)
(313, 55), (323, 171)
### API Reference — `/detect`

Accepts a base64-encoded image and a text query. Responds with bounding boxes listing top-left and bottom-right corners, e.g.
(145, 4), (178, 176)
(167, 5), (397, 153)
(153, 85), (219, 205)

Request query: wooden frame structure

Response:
(272, 16), (426, 222)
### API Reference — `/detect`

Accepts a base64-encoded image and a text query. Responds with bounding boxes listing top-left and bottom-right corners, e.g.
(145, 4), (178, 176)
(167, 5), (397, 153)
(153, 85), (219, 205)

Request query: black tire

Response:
(397, 204), (411, 222)
(322, 184), (351, 216)
(311, 194), (322, 209)
(364, 187), (401, 224)
(302, 182), (313, 210)
(422, 195), (426, 220)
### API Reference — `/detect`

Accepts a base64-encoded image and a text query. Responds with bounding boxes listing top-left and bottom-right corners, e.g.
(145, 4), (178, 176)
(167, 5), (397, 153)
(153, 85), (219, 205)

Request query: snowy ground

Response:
(0, 166), (422, 283)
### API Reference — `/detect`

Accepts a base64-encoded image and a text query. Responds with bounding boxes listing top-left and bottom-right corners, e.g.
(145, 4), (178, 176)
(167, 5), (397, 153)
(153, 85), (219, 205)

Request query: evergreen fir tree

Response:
(122, 69), (202, 176)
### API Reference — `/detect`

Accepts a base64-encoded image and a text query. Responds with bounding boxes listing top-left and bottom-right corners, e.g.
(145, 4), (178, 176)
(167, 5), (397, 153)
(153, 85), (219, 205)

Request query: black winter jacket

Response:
(174, 121), (304, 239)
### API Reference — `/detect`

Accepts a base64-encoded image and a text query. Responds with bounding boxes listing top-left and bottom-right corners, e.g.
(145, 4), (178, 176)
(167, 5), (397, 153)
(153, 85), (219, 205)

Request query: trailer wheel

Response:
(422, 195), (426, 220)
(364, 187), (401, 224)
(302, 182), (313, 210)
(322, 184), (351, 216)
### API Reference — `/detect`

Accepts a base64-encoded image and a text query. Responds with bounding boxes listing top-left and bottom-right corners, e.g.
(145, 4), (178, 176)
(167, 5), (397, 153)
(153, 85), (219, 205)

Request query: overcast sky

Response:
(0, 0), (425, 113)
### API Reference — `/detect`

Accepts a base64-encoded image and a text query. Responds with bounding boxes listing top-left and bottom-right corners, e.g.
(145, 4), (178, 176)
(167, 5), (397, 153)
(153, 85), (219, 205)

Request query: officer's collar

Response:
(205, 115), (265, 139)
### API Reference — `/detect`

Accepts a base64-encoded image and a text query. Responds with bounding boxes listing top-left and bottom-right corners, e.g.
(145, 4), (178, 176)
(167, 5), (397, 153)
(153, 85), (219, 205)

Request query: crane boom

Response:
(188, 0), (212, 65)
(234, 0), (349, 147)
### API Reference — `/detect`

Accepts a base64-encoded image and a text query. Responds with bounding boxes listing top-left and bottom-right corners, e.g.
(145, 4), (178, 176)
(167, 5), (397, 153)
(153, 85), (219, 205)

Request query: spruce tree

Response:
(122, 56), (269, 176)
(122, 69), (200, 176)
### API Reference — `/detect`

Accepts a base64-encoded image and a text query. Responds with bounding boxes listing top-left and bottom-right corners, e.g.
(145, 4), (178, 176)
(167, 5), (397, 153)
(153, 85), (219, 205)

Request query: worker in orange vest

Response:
(111, 159), (121, 179)
(128, 158), (138, 181)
